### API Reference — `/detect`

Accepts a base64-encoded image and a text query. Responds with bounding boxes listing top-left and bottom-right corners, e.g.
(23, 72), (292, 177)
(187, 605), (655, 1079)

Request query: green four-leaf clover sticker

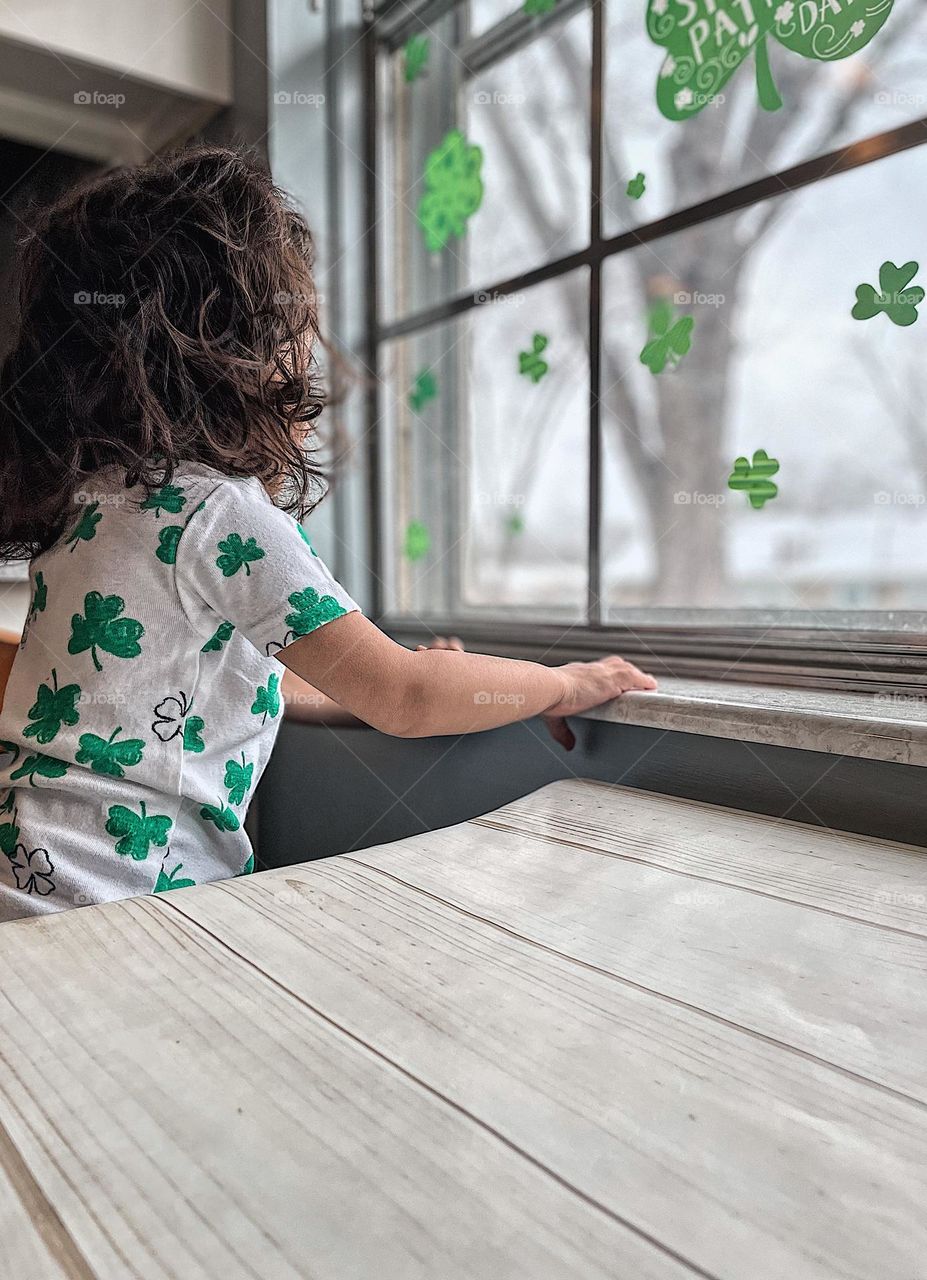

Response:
(217, 533), (266, 578)
(285, 587), (347, 636)
(418, 129), (484, 253)
(105, 801), (172, 861)
(728, 449), (779, 509)
(852, 260), (923, 327)
(24, 668), (81, 744)
(404, 33), (429, 82)
(224, 753), (254, 806)
(251, 671), (280, 723)
(68, 592), (144, 672)
(626, 172), (646, 200)
(141, 484), (186, 517)
(66, 502), (101, 552)
(640, 299), (694, 375)
(10, 753), (70, 786)
(647, 0), (895, 121)
(75, 727), (144, 778)
(518, 333), (549, 383)
(409, 369), (438, 413)
(200, 798), (241, 832)
(404, 520), (431, 562)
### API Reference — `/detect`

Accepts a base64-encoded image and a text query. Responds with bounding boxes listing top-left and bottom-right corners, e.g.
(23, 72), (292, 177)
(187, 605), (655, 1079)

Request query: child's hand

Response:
(415, 636), (464, 652)
(543, 656), (657, 751)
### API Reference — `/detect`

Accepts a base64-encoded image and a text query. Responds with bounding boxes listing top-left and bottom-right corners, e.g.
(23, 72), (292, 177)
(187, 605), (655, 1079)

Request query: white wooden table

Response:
(0, 778), (925, 1280)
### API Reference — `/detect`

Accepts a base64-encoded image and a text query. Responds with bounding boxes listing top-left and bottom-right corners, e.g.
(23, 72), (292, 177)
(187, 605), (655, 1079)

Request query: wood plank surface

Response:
(169, 859), (927, 1280)
(0, 893), (699, 1280)
(478, 779), (927, 934)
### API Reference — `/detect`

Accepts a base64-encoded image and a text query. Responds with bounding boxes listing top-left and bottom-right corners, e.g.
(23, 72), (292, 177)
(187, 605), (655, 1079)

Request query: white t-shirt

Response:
(0, 463), (359, 922)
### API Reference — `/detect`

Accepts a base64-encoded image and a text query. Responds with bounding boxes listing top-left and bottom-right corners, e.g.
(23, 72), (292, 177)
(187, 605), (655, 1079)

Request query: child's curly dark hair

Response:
(0, 145), (327, 558)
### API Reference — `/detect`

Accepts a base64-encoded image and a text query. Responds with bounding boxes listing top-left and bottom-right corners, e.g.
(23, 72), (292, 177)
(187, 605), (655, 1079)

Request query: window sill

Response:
(579, 678), (927, 768)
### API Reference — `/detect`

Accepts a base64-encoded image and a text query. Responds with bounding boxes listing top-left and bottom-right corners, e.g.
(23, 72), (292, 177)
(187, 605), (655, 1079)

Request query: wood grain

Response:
(0, 894), (698, 1280)
(170, 861), (927, 1280)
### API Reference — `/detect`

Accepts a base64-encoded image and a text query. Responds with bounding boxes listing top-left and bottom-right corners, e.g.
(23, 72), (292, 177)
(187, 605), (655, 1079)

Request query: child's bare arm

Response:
(278, 612), (655, 739)
(0, 627), (20, 714)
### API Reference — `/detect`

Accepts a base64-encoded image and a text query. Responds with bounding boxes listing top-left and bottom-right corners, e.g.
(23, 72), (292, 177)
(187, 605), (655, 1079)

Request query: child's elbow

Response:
(371, 676), (433, 738)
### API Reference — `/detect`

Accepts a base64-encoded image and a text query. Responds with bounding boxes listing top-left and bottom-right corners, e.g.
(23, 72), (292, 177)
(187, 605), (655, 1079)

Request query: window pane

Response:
(383, 271), (589, 618)
(601, 143), (927, 616)
(380, 7), (590, 323)
(603, 0), (927, 238)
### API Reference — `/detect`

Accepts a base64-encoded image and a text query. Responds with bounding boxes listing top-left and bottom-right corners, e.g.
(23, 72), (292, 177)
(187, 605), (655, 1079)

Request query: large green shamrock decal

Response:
(10, 753), (70, 786)
(156, 526), (183, 565)
(852, 260), (923, 327)
(285, 587), (347, 637)
(75, 727), (144, 778)
(105, 801), (172, 861)
(154, 861), (196, 893)
(66, 501), (101, 551)
(251, 672), (281, 723)
(68, 592), (144, 672)
(224, 754), (254, 806)
(10, 845), (55, 896)
(404, 520), (431, 562)
(728, 449), (779, 508)
(200, 798), (241, 832)
(640, 299), (694, 374)
(409, 369), (438, 413)
(141, 484), (186, 517)
(201, 621), (235, 653)
(24, 668), (81, 744)
(518, 333), (550, 383)
(404, 33), (429, 82)
(648, 0), (895, 121)
(418, 130), (484, 253)
(216, 533), (266, 577)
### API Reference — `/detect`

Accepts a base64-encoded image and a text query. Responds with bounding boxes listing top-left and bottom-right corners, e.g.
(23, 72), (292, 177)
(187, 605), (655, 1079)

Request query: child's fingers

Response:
(544, 715), (575, 752)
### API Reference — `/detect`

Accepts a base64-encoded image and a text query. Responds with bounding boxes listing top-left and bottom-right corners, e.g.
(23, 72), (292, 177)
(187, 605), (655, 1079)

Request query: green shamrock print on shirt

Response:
(224, 754), (254, 806)
(417, 130), (484, 253)
(238, 852), (255, 876)
(68, 592), (144, 672)
(285, 587), (347, 637)
(216, 533), (265, 577)
(10, 844), (55, 896)
(251, 672), (280, 724)
(852, 261), (923, 327)
(0, 815), (19, 856)
(75, 727), (144, 778)
(201, 621), (235, 653)
(156, 526), (183, 565)
(10, 753), (70, 786)
(154, 860), (196, 893)
(152, 692), (205, 753)
(200, 798), (241, 833)
(66, 502), (101, 552)
(141, 484), (186, 517)
(105, 801), (172, 861)
(24, 669), (81, 744)
(27, 571), (47, 625)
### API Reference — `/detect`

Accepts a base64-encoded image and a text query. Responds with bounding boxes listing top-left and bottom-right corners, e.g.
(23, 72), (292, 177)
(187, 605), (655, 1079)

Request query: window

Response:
(362, 0), (927, 687)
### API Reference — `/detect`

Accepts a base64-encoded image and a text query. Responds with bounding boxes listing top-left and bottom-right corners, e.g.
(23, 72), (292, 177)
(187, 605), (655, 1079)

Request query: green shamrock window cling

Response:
(640, 298), (695, 375)
(24, 668), (81, 744)
(404, 33), (429, 82)
(518, 334), (550, 383)
(216, 533), (266, 578)
(506, 512), (526, 536)
(10, 753), (70, 787)
(154, 861), (196, 893)
(404, 520), (431, 562)
(66, 501), (101, 552)
(105, 801), (172, 861)
(68, 592), (144, 672)
(10, 845), (55, 896)
(728, 449), (780, 508)
(409, 369), (438, 413)
(418, 130), (484, 253)
(852, 260), (923, 326)
(75, 728), (145, 778)
(141, 484), (186, 517)
(647, 0), (895, 121)
(251, 671), (281, 723)
(524, 0), (557, 14)
(626, 172), (646, 200)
